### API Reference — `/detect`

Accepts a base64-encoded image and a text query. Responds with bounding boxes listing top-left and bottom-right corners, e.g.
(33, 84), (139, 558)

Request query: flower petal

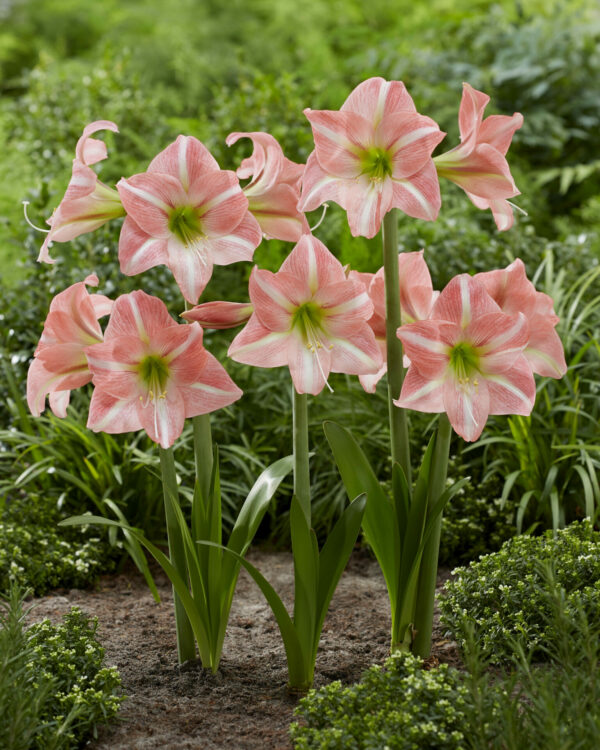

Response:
(229, 314), (290, 368)
(478, 113), (523, 156)
(87, 388), (143, 435)
(486, 356), (536, 416)
(147, 135), (220, 188)
(298, 151), (344, 213)
(179, 350), (243, 415)
(394, 365), (445, 411)
(280, 234), (346, 292)
(190, 171), (248, 236)
(249, 268), (302, 330)
(381, 114), (445, 180)
(343, 175), (393, 238)
(206, 212), (262, 265)
(181, 301), (253, 329)
(303, 109), (370, 178)
(287, 334), (331, 395)
(443, 375), (490, 442)
(118, 216), (170, 276)
(75, 120), (119, 165)
(329, 322), (383, 375)
(391, 160), (441, 222)
(396, 320), (453, 378)
(166, 235), (214, 305)
(431, 275), (500, 329)
(341, 77), (417, 120)
(117, 173), (185, 238)
(104, 290), (176, 341)
(247, 183), (309, 242)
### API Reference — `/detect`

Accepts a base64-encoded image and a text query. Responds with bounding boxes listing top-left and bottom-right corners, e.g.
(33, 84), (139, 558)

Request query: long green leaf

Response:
(103, 499), (160, 603)
(59, 515), (211, 651)
(290, 495), (318, 661)
(315, 493), (366, 659)
(324, 421), (398, 603)
(198, 541), (307, 688)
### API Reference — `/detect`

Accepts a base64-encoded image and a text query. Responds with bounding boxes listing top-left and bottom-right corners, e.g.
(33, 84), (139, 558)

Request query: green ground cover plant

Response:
(0, 585), (123, 749)
(440, 519), (600, 661)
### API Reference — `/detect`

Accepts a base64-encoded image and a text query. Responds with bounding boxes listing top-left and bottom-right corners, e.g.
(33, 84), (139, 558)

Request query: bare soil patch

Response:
(27, 549), (459, 749)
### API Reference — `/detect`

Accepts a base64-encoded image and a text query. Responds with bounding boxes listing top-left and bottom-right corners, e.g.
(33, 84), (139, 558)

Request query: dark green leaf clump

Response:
(290, 652), (469, 750)
(0, 587), (123, 750)
(0, 496), (114, 596)
(440, 519), (600, 661)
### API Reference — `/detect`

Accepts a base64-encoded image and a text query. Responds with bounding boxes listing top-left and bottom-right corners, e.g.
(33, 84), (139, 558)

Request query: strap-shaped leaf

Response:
(199, 541), (309, 689)
(59, 515), (212, 659)
(314, 493), (366, 660)
(323, 421), (398, 603)
(290, 495), (319, 658)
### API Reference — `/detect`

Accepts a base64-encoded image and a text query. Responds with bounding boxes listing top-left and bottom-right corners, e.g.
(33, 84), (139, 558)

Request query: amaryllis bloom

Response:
(38, 121), (125, 263)
(475, 259), (566, 377)
(227, 131), (309, 242)
(349, 250), (438, 392)
(228, 234), (382, 395)
(434, 83), (523, 231)
(27, 274), (113, 417)
(84, 291), (242, 449)
(395, 274), (536, 442)
(181, 300), (254, 329)
(117, 135), (262, 304)
(299, 77), (446, 238)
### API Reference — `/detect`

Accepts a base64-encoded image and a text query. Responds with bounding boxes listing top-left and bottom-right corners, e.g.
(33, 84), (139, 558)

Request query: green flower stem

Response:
(193, 413), (213, 504)
(292, 387), (311, 523)
(382, 209), (411, 485)
(159, 446), (196, 663)
(412, 413), (452, 657)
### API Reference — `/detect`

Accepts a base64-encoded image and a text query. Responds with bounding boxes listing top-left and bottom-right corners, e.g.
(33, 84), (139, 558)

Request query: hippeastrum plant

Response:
(33, 121), (125, 263)
(227, 130), (309, 241)
(304, 76), (563, 659)
(204, 233), (381, 690)
(26, 125), (298, 671)
(117, 135), (263, 304)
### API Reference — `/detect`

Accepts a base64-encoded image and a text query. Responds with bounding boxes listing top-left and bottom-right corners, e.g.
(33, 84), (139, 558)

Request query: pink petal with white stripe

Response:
(314, 280), (373, 323)
(288, 334), (331, 395)
(249, 268), (303, 331)
(298, 152), (344, 213)
(104, 290), (176, 341)
(486, 356), (536, 415)
(280, 234), (346, 292)
(118, 216), (170, 275)
(179, 351), (243, 415)
(205, 212), (262, 264)
(137, 384), (185, 449)
(228, 314), (290, 368)
(87, 388), (143, 435)
(381, 114), (445, 179)
(431, 275), (501, 328)
(147, 135), (220, 188)
(304, 109), (370, 178)
(75, 120), (119, 165)
(181, 301), (253, 329)
(117, 173), (184, 238)
(190, 172), (248, 236)
(391, 160), (441, 222)
(329, 323), (383, 375)
(341, 77), (417, 120)
(396, 320), (453, 378)
(525, 319), (566, 378)
(344, 175), (393, 238)
(166, 235), (214, 305)
(443, 376), (491, 442)
(479, 113), (524, 156)
(247, 183), (309, 241)
(394, 366), (445, 412)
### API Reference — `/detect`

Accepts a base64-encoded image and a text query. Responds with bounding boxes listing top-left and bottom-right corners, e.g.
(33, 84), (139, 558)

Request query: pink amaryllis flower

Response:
(84, 290), (242, 449)
(27, 274), (113, 417)
(475, 259), (566, 377)
(299, 76), (446, 238)
(434, 83), (523, 231)
(37, 121), (125, 263)
(117, 135), (262, 304)
(395, 274), (536, 442)
(227, 131), (309, 242)
(181, 300), (254, 329)
(349, 250), (438, 392)
(228, 234), (382, 395)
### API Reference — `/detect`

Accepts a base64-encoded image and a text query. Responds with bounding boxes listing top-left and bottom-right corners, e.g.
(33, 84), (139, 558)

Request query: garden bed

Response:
(26, 550), (457, 749)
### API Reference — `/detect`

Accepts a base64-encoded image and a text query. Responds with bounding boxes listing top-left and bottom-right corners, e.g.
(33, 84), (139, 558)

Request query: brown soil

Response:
(27, 549), (460, 750)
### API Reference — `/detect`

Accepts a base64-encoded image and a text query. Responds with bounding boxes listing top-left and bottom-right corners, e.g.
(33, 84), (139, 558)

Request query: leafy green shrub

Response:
(440, 519), (600, 662)
(0, 493), (114, 596)
(0, 585), (123, 750)
(290, 652), (469, 750)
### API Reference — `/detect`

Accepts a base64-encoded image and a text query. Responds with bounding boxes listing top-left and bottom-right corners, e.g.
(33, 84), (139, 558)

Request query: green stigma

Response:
(292, 302), (329, 353)
(138, 354), (170, 393)
(168, 205), (202, 244)
(360, 147), (393, 182)
(449, 341), (480, 382)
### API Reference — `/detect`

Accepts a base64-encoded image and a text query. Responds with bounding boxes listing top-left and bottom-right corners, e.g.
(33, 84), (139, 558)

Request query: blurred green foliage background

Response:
(0, 0), (599, 572)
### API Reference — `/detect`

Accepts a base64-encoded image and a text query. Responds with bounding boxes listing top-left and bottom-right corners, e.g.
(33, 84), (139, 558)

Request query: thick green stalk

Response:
(292, 387), (311, 524)
(159, 446), (196, 663)
(382, 209), (411, 485)
(193, 414), (213, 505)
(411, 414), (452, 657)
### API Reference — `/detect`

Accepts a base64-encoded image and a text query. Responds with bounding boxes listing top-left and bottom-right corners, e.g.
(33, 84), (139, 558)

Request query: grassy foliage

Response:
(440, 519), (600, 662)
(0, 585), (123, 749)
